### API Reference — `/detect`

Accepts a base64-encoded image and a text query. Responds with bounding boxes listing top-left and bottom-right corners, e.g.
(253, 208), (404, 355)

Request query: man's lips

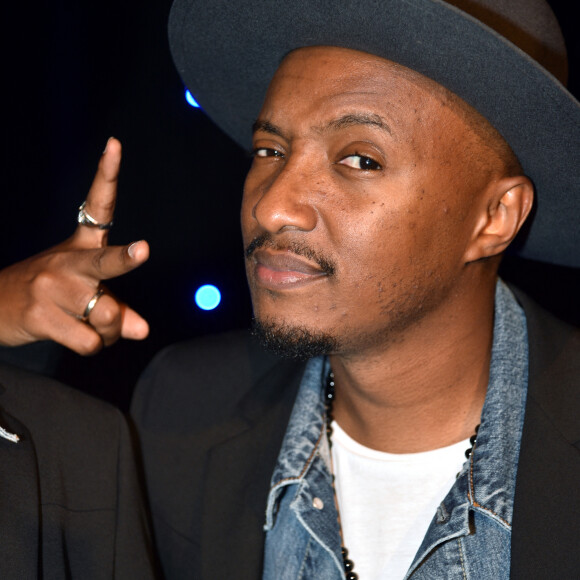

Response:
(251, 249), (328, 288)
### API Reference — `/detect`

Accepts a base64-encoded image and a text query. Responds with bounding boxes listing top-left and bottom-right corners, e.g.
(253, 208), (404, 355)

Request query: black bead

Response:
(341, 547), (349, 559)
(465, 447), (472, 459)
(343, 558), (355, 571)
(346, 572), (359, 580)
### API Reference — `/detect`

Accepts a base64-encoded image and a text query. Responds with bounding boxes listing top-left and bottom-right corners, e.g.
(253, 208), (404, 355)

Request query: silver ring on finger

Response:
(77, 201), (114, 230)
(78, 289), (105, 323)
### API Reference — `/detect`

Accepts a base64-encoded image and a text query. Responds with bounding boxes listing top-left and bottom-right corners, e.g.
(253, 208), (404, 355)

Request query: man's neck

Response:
(329, 278), (496, 454)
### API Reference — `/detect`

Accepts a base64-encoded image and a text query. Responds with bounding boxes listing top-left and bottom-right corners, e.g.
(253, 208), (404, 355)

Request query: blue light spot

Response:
(195, 284), (221, 310)
(185, 89), (200, 108)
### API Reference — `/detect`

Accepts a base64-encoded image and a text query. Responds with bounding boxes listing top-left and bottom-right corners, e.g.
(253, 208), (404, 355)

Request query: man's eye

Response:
(252, 147), (284, 158)
(338, 154), (382, 170)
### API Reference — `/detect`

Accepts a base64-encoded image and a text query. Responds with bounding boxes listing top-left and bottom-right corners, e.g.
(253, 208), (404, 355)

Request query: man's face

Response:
(242, 47), (493, 358)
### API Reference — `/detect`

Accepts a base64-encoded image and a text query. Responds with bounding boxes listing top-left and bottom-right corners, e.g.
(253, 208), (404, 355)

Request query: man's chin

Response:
(250, 318), (339, 360)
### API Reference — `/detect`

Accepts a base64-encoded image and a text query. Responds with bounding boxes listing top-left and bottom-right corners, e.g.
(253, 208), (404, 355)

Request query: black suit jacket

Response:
(0, 363), (158, 579)
(131, 294), (580, 579)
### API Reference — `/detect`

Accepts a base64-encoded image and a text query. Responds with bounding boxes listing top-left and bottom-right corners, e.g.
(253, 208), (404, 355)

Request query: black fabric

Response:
(0, 363), (159, 579)
(510, 289), (580, 579)
(131, 331), (304, 579)
(167, 0), (579, 268)
(131, 293), (580, 579)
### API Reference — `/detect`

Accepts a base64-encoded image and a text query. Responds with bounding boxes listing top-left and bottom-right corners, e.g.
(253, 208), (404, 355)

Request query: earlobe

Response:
(464, 177), (534, 263)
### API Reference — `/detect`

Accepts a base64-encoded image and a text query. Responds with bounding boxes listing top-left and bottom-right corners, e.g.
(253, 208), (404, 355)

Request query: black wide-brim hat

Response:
(169, 0), (579, 268)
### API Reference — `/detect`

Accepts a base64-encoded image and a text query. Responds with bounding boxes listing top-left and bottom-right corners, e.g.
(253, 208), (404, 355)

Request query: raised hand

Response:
(0, 138), (150, 355)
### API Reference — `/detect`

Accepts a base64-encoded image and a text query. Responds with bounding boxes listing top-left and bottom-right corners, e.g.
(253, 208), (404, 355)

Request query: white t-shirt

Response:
(331, 421), (470, 580)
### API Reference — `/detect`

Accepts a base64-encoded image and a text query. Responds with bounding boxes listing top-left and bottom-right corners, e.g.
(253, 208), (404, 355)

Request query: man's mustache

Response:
(244, 233), (336, 276)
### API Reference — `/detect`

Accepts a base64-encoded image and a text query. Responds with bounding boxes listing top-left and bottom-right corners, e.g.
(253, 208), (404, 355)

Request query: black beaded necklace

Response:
(324, 370), (480, 580)
(325, 371), (359, 580)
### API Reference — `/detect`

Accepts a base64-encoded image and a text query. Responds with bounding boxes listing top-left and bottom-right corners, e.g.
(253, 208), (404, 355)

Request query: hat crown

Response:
(446, 0), (568, 83)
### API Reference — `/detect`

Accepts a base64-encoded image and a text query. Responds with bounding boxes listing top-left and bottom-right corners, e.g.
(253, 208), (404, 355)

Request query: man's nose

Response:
(250, 161), (320, 234)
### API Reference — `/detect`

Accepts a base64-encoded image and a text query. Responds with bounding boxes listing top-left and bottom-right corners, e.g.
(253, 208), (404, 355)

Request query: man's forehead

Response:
(255, 46), (457, 135)
(278, 46), (417, 82)
(271, 46), (455, 108)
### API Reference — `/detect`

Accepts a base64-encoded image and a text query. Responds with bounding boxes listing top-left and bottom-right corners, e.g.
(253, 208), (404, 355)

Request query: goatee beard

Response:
(251, 318), (339, 360)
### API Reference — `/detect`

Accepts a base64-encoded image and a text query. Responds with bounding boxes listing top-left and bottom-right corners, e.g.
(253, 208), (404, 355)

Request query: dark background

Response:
(2, 0), (579, 411)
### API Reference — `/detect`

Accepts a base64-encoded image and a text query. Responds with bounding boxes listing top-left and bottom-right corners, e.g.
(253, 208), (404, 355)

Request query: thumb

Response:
(79, 240), (150, 281)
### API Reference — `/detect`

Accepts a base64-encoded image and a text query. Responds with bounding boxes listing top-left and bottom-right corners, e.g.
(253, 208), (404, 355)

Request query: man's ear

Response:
(464, 176), (534, 263)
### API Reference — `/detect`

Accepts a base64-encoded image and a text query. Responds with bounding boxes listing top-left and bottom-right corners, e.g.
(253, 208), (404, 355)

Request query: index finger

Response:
(74, 137), (122, 247)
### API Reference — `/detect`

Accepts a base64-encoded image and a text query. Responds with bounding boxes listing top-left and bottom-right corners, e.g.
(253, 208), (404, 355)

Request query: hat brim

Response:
(169, 0), (579, 267)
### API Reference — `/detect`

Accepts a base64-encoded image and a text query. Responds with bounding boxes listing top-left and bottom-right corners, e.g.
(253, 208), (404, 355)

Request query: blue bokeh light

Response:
(195, 284), (221, 311)
(185, 89), (200, 108)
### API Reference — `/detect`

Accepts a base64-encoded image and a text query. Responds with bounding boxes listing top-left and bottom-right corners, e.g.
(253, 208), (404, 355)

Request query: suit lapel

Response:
(200, 359), (304, 580)
(0, 406), (41, 576)
(511, 293), (580, 578)
(511, 399), (580, 578)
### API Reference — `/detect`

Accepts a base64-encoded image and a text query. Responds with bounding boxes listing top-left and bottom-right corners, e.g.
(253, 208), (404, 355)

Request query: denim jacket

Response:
(263, 280), (528, 579)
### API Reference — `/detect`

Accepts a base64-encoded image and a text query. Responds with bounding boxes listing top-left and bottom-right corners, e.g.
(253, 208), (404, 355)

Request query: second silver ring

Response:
(80, 288), (105, 322)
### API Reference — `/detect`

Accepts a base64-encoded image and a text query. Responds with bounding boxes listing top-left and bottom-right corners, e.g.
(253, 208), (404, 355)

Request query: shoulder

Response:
(512, 285), (580, 353)
(0, 361), (131, 490)
(131, 329), (302, 430)
(0, 363), (158, 578)
(511, 285), (580, 441)
(136, 328), (282, 384)
(509, 288), (580, 577)
(0, 360), (123, 439)
(130, 330), (305, 570)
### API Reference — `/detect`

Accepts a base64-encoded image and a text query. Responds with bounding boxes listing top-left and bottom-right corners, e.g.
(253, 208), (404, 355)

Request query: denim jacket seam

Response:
(467, 436), (512, 530)
(457, 537), (468, 580)
(270, 424), (325, 489)
(406, 524), (471, 579)
(296, 536), (312, 579)
(470, 504), (511, 530)
(295, 505), (344, 575)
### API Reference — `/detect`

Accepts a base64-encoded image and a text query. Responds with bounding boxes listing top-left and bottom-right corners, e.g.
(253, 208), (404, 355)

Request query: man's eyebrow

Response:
(251, 113), (392, 139)
(252, 119), (284, 138)
(323, 113), (392, 135)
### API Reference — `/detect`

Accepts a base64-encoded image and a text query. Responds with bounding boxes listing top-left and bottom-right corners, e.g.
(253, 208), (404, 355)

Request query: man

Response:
(0, 143), (159, 577)
(0, 359), (158, 577)
(0, 0), (577, 578)
(130, 0), (579, 579)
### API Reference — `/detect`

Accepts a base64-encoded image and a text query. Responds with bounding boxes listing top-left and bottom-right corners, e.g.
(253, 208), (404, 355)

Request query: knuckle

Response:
(25, 301), (47, 329)
(30, 269), (58, 294)
(91, 248), (107, 273)
(38, 251), (67, 271)
(78, 334), (103, 356)
(96, 303), (121, 327)
(103, 334), (120, 348)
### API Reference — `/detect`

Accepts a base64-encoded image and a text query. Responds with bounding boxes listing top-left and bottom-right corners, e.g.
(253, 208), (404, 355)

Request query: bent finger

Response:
(84, 293), (124, 347)
(76, 290), (149, 346)
(119, 305), (150, 340)
(27, 305), (105, 356)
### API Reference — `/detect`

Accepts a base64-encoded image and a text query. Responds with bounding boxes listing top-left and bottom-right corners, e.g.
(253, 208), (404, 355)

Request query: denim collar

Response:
(467, 280), (529, 526)
(410, 280), (529, 572)
(265, 280), (528, 566)
(264, 355), (330, 530)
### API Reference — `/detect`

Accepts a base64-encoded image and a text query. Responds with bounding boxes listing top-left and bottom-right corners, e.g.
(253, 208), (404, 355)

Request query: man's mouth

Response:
(251, 249), (329, 289)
